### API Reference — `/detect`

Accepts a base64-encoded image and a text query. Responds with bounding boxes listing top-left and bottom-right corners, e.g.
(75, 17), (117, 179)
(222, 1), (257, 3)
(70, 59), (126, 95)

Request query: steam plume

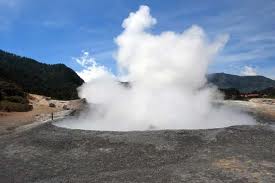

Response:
(56, 5), (255, 131)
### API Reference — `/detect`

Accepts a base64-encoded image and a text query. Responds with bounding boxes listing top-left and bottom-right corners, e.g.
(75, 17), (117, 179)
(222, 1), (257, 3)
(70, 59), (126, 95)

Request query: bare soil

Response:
(0, 94), (83, 135)
(223, 98), (275, 123)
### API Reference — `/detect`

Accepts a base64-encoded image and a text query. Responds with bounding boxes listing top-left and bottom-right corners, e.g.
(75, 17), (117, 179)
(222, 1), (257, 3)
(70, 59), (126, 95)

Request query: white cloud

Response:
(203, 1), (275, 64)
(74, 51), (111, 82)
(122, 5), (157, 32)
(241, 66), (257, 76)
(77, 66), (109, 83)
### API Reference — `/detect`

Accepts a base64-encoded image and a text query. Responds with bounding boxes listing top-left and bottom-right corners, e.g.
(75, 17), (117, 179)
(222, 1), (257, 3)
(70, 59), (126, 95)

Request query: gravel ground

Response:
(0, 122), (275, 183)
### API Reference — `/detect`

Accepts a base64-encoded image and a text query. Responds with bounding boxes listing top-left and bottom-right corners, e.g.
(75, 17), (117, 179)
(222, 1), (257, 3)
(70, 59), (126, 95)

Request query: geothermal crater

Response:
(55, 6), (255, 131)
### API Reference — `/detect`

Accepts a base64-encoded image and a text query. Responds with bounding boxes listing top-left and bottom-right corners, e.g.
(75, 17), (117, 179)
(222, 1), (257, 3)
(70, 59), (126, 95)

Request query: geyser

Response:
(56, 5), (255, 131)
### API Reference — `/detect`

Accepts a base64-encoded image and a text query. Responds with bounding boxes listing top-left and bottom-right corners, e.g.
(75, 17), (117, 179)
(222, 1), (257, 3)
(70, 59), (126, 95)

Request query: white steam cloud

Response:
(56, 5), (255, 131)
(75, 51), (110, 82)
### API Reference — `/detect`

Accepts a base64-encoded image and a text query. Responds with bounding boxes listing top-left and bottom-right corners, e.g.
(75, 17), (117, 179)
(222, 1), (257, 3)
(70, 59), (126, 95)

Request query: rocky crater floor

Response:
(0, 122), (275, 183)
(1, 98), (275, 182)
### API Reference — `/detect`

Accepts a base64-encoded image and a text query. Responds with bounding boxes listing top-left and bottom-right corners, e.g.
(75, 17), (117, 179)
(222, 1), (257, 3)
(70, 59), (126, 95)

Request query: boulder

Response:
(63, 105), (69, 110)
(49, 103), (56, 108)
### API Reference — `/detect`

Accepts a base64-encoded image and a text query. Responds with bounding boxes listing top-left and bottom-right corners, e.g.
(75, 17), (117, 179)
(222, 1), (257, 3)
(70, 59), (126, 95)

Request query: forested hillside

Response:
(0, 50), (84, 100)
(0, 78), (31, 111)
(207, 73), (275, 92)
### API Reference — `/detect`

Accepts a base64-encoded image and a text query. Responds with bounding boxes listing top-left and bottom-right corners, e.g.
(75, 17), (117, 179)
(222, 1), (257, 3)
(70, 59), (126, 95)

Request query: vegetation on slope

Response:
(0, 50), (84, 100)
(0, 78), (31, 112)
(258, 87), (275, 98)
(208, 73), (275, 93)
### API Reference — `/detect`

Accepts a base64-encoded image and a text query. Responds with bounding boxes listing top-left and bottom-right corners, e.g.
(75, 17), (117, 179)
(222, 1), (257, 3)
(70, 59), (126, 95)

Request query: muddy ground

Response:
(0, 122), (274, 183)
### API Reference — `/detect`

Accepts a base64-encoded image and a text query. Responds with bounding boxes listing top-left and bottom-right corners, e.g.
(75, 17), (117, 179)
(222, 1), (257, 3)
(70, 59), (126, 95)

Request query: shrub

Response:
(49, 103), (56, 108)
(4, 96), (28, 104)
(0, 101), (32, 112)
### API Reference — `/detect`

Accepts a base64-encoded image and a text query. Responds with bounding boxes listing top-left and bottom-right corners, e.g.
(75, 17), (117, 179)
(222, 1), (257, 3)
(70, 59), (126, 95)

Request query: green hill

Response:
(0, 78), (31, 112)
(0, 50), (84, 100)
(207, 73), (275, 93)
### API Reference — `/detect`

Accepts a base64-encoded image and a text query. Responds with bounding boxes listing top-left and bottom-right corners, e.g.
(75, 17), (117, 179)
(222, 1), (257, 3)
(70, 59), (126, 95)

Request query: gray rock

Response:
(49, 103), (55, 108)
(0, 124), (274, 182)
(63, 105), (69, 110)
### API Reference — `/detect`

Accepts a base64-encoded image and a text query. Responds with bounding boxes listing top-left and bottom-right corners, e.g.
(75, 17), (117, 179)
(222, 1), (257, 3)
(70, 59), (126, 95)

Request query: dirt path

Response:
(0, 94), (84, 135)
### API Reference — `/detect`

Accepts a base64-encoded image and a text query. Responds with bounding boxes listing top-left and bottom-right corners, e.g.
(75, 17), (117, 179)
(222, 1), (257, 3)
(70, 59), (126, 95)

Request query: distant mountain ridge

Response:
(1, 49), (275, 99)
(207, 73), (275, 93)
(0, 49), (84, 100)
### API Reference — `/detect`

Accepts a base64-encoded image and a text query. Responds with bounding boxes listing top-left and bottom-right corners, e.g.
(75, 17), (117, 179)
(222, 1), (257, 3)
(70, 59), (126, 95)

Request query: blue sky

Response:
(1, 0), (275, 78)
